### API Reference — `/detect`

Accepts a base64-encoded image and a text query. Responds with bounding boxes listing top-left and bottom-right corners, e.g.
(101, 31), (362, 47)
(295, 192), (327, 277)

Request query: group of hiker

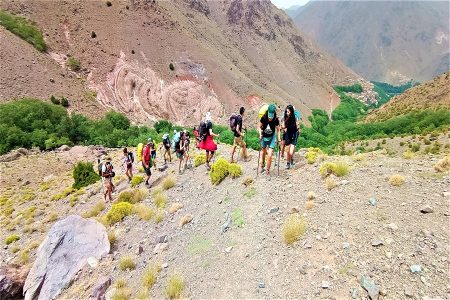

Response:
(98, 102), (301, 200)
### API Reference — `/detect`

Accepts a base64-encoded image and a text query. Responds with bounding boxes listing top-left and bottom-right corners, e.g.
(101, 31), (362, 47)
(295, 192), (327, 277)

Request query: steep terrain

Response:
(292, 1), (450, 84)
(0, 140), (449, 299)
(0, 0), (362, 125)
(366, 71), (450, 122)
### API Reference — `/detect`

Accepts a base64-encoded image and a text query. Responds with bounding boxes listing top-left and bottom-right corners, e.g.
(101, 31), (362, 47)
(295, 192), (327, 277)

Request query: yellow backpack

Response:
(137, 143), (143, 161)
(258, 104), (269, 122)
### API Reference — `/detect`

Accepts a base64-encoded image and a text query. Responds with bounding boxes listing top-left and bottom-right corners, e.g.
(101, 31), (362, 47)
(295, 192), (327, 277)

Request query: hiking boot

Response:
(230, 159), (237, 164)
(179, 170), (183, 175)
(286, 162), (291, 170)
(206, 163), (211, 171)
(291, 159), (295, 166)
(266, 171), (271, 180)
(244, 155), (251, 162)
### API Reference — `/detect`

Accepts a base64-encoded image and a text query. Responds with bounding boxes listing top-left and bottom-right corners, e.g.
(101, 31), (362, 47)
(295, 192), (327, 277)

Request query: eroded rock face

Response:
(23, 215), (109, 300)
(93, 52), (224, 125)
(0, 265), (29, 300)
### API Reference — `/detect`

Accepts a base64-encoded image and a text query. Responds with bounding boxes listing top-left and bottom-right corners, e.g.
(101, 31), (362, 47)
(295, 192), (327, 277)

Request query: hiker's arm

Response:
(209, 128), (219, 137)
(258, 122), (263, 139)
(236, 123), (242, 136)
(276, 125), (281, 142)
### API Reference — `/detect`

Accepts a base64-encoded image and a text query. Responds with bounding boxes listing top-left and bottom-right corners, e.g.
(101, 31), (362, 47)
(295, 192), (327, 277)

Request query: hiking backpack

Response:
(128, 152), (134, 163)
(163, 135), (170, 147)
(172, 132), (181, 151)
(198, 121), (207, 141)
(229, 114), (238, 132)
(97, 160), (103, 176)
(258, 104), (269, 121)
(137, 143), (144, 161)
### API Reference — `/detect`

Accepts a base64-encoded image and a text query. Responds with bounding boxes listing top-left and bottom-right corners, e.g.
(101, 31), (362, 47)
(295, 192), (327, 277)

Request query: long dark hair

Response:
(284, 105), (296, 128)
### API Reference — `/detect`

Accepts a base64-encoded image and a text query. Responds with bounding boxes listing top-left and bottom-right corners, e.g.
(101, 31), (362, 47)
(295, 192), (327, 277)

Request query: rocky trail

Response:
(0, 143), (449, 299)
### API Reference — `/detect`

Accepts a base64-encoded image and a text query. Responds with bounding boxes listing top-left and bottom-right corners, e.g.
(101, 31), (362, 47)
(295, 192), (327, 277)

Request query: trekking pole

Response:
(256, 138), (262, 178)
(277, 141), (281, 176)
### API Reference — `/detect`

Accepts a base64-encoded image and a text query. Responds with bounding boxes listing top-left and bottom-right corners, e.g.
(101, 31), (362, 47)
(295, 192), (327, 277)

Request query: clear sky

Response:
(271, 0), (310, 9)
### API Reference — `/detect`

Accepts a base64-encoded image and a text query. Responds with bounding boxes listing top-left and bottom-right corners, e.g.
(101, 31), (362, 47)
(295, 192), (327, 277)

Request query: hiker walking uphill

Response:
(175, 131), (190, 174)
(282, 105), (300, 169)
(258, 103), (281, 178)
(230, 106), (250, 163)
(101, 157), (115, 201)
(162, 133), (172, 163)
(141, 138), (153, 186)
(122, 148), (134, 182)
(198, 112), (220, 170)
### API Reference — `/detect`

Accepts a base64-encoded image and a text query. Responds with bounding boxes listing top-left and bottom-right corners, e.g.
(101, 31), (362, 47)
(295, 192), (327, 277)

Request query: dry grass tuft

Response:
(154, 210), (165, 223)
(115, 278), (127, 289)
(134, 204), (155, 221)
(169, 202), (183, 214)
(282, 213), (306, 245)
(162, 175), (176, 190)
(307, 191), (316, 200)
(151, 187), (163, 198)
(403, 150), (414, 159)
(142, 263), (162, 288)
(352, 153), (365, 161)
(325, 177), (337, 190)
(434, 155), (450, 172)
(108, 231), (117, 247)
(165, 273), (184, 299)
(82, 200), (105, 218)
(179, 214), (193, 227)
(319, 161), (350, 177)
(241, 176), (254, 187)
(153, 192), (167, 209)
(119, 256), (136, 271)
(389, 174), (405, 186)
(111, 288), (131, 300)
(305, 200), (315, 210)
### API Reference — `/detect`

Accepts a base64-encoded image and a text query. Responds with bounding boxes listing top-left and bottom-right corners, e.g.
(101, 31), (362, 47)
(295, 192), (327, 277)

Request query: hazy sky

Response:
(271, 0), (310, 9)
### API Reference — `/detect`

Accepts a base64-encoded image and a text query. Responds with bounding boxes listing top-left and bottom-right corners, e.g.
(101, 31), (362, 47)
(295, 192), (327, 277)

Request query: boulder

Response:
(24, 215), (109, 300)
(0, 264), (29, 300)
(58, 145), (70, 151)
(91, 276), (112, 300)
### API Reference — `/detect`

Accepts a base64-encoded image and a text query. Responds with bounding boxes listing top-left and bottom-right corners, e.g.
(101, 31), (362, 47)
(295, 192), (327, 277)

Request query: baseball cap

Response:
(147, 137), (152, 143)
(268, 103), (276, 119)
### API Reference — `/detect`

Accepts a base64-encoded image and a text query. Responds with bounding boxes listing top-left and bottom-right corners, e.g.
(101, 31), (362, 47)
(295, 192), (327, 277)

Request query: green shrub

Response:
(67, 57), (81, 71)
(50, 95), (60, 105)
(210, 158), (230, 185)
(0, 11), (47, 51)
(319, 161), (349, 177)
(5, 234), (20, 245)
(334, 83), (363, 94)
(105, 202), (133, 225)
(60, 97), (69, 107)
(130, 175), (144, 187)
(228, 163), (242, 178)
(305, 148), (323, 164)
(194, 154), (206, 167)
(72, 162), (100, 189)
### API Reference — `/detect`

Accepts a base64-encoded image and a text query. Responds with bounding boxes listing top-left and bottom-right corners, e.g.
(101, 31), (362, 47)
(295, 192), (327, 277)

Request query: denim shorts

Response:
(261, 134), (276, 149)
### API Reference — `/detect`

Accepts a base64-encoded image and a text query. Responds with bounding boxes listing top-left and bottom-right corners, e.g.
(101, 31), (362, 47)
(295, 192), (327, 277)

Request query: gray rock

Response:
(351, 287), (358, 299)
(368, 198), (377, 206)
(91, 276), (111, 300)
(0, 265), (29, 300)
(420, 205), (433, 213)
(386, 223), (398, 231)
(269, 207), (279, 214)
(24, 215), (109, 300)
(360, 276), (380, 300)
(136, 246), (144, 255)
(371, 240), (384, 247)
(225, 246), (233, 253)
(410, 265), (422, 274)
(221, 213), (231, 233)
(58, 145), (70, 151)
(404, 286), (414, 297)
(343, 242), (350, 249)
(321, 281), (330, 289)
(258, 280), (265, 288)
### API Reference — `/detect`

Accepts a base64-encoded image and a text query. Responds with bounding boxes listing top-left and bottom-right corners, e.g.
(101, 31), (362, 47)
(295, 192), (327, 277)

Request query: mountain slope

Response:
(0, 0), (362, 125)
(365, 72), (450, 122)
(292, 1), (450, 84)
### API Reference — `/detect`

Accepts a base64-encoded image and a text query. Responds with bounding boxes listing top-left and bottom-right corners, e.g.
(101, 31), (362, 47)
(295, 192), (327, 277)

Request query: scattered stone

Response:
(360, 276), (380, 300)
(87, 257), (98, 268)
(442, 192), (450, 197)
(169, 203), (183, 214)
(49, 78), (55, 83)
(290, 207), (300, 214)
(156, 235), (168, 244)
(303, 242), (312, 249)
(269, 207), (279, 214)
(221, 213), (231, 233)
(343, 242), (350, 249)
(420, 205), (433, 214)
(404, 286), (414, 297)
(161, 263), (168, 269)
(385, 251), (392, 259)
(258, 280), (265, 288)
(91, 276), (111, 300)
(153, 243), (169, 254)
(351, 287), (358, 299)
(135, 245), (144, 255)
(371, 240), (384, 247)
(385, 223), (398, 231)
(58, 145), (70, 151)
(0, 264), (29, 300)
(158, 164), (168, 172)
(321, 281), (330, 289)
(224, 246), (233, 253)
(368, 198), (377, 206)
(410, 265), (422, 274)
(23, 215), (109, 300)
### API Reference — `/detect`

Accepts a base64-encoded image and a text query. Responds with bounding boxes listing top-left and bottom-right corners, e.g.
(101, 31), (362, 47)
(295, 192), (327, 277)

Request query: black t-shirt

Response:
(260, 115), (279, 138)
(234, 115), (243, 137)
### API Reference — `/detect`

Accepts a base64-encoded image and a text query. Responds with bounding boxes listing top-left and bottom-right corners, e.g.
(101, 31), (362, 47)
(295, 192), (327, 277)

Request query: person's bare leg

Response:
(230, 145), (237, 162)
(266, 148), (274, 173)
(261, 148), (267, 171)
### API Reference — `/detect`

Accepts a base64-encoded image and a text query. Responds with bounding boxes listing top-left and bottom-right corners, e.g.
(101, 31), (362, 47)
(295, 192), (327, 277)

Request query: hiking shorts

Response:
(176, 150), (185, 159)
(142, 162), (152, 176)
(284, 131), (299, 146)
(261, 134), (276, 149)
(233, 136), (246, 147)
(151, 151), (156, 160)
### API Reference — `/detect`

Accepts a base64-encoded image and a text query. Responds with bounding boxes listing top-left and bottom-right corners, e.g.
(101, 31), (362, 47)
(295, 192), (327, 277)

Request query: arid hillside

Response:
(0, 0), (362, 125)
(292, 1), (450, 84)
(366, 72), (450, 122)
